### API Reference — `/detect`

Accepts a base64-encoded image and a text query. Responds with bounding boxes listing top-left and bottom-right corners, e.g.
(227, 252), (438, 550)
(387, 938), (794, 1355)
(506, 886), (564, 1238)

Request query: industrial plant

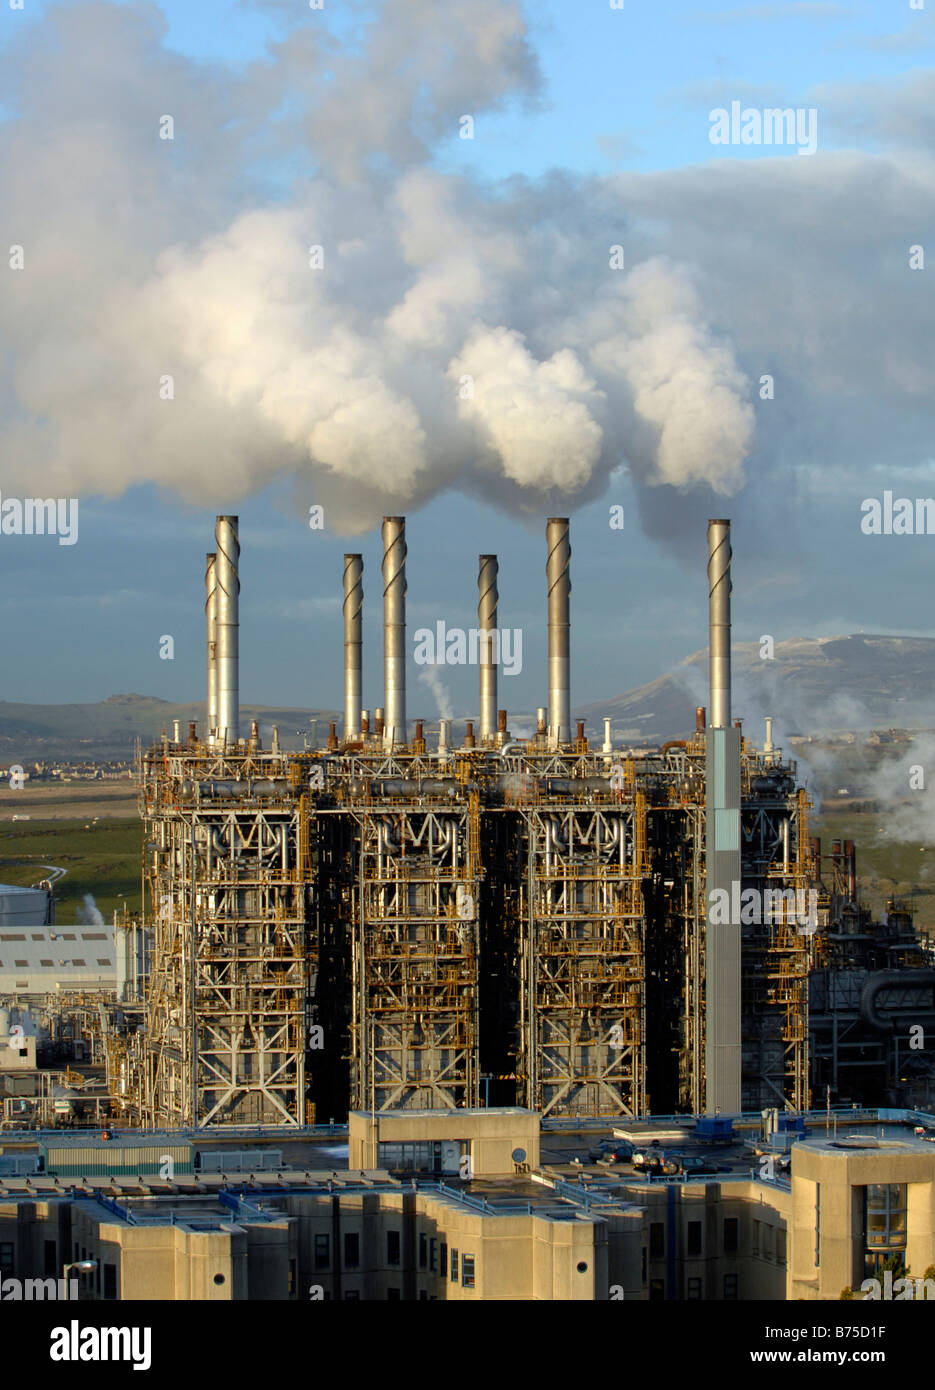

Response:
(0, 512), (934, 1304)
(33, 510), (920, 1131)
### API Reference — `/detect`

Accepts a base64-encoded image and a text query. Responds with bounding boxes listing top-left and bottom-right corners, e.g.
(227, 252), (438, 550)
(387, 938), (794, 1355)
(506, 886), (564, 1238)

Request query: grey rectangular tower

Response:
(704, 519), (742, 1114)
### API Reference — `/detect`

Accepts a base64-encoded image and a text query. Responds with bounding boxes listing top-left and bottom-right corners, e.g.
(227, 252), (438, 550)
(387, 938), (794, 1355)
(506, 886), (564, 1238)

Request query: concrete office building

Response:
(0, 1111), (932, 1299)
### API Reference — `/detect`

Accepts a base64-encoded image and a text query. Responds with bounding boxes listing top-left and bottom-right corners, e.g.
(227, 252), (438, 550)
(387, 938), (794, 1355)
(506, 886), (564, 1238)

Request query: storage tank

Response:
(0, 883), (52, 926)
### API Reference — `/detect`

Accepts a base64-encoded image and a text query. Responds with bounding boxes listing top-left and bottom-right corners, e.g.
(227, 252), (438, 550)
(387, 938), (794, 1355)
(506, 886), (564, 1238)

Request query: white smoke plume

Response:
(0, 0), (757, 533)
(418, 667), (454, 721)
(870, 734), (935, 847)
(75, 893), (105, 926)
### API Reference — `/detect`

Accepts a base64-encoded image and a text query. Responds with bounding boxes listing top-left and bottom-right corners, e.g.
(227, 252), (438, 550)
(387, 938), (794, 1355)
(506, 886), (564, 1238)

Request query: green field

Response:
(0, 818), (144, 925)
(813, 809), (935, 933)
(0, 806), (930, 936)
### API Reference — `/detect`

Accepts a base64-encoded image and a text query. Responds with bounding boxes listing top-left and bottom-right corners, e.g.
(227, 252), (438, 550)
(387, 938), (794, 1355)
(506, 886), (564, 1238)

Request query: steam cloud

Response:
(76, 893), (105, 926)
(0, 0), (757, 533)
(418, 668), (454, 722)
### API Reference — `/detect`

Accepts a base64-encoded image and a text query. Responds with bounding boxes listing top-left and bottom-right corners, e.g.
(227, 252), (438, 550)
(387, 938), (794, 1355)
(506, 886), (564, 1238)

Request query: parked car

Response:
(678, 1156), (730, 1177)
(632, 1151), (678, 1177)
(588, 1139), (634, 1163)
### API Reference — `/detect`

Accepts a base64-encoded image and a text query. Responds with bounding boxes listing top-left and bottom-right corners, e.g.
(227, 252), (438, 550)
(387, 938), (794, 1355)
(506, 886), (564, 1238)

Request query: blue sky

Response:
(1, 0), (934, 723)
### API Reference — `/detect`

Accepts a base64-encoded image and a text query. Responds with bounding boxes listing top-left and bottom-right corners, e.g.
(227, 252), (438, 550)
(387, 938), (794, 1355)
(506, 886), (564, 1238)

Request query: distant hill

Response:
(0, 694), (340, 759)
(4, 634), (934, 759)
(575, 635), (935, 745)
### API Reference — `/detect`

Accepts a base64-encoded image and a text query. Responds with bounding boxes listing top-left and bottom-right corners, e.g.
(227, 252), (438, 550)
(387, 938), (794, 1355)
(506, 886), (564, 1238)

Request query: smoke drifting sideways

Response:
(0, 0), (755, 533)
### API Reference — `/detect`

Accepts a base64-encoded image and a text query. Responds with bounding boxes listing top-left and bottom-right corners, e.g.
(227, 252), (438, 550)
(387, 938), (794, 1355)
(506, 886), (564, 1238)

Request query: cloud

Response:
(1, 0), (934, 555)
(0, 0), (760, 538)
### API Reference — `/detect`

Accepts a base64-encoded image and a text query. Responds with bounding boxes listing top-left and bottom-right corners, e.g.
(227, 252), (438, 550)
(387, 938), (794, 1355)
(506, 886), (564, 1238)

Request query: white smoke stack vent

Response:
(214, 515), (240, 746)
(382, 517), (407, 746)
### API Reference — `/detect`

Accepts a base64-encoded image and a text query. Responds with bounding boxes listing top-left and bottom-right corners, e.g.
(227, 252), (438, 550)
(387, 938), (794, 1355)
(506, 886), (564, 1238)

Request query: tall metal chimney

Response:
(707, 519), (731, 729)
(205, 552), (218, 741)
(478, 554), (498, 742)
(704, 516), (741, 1115)
(343, 554), (363, 741)
(546, 518), (571, 745)
(382, 517), (407, 745)
(215, 515), (240, 746)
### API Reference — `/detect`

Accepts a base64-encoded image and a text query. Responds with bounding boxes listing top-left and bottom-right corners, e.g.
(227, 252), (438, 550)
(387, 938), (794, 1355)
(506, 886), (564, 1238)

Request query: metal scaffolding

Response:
(140, 741), (310, 1128)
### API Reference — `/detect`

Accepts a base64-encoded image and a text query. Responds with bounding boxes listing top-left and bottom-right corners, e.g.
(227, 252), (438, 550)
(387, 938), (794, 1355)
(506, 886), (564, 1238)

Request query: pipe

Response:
(205, 552), (218, 740)
(478, 554), (498, 741)
(343, 554), (363, 741)
(707, 519), (731, 729)
(546, 518), (571, 745)
(844, 840), (856, 901)
(602, 718), (612, 754)
(382, 517), (407, 745)
(859, 971), (935, 1033)
(215, 515), (240, 745)
(764, 716), (774, 755)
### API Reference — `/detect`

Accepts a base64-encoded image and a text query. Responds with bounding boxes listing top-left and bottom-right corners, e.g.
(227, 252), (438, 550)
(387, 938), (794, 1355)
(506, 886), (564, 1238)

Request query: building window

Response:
(723, 1218), (738, 1254)
(344, 1233), (359, 1269)
(461, 1254), (475, 1289)
(763, 1225), (773, 1261)
(44, 1240), (57, 1276)
(864, 1184), (908, 1277)
(440, 1242), (448, 1277)
(450, 1250), (458, 1283)
(686, 1277), (702, 1300)
(314, 1234), (330, 1270)
(649, 1278), (665, 1301)
(815, 1182), (821, 1266)
(641, 1247), (647, 1282)
(103, 1264), (117, 1300)
(649, 1223), (664, 1258)
(752, 1220), (760, 1255)
(387, 1231), (400, 1266)
(345, 1290), (360, 1300)
(687, 1221), (702, 1257)
(418, 1233), (427, 1269)
(429, 1238), (437, 1272)
(724, 1274), (738, 1300)
(0, 1243), (14, 1277)
(777, 1228), (787, 1267)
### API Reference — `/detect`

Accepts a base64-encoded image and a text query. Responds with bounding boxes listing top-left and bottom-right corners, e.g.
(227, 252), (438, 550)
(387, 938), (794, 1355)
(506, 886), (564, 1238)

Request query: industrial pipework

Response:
(382, 517), (407, 746)
(343, 554), (363, 741)
(478, 554), (499, 743)
(546, 517), (571, 746)
(215, 516), (240, 746)
(707, 519), (731, 729)
(205, 552), (218, 743)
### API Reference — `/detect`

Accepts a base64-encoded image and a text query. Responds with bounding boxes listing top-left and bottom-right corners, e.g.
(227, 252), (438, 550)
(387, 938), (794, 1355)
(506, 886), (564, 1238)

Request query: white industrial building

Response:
(0, 882), (119, 993)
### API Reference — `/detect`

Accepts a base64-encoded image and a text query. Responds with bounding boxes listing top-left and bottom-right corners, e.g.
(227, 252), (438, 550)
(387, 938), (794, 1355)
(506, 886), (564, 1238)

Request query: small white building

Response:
(0, 882), (118, 993)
